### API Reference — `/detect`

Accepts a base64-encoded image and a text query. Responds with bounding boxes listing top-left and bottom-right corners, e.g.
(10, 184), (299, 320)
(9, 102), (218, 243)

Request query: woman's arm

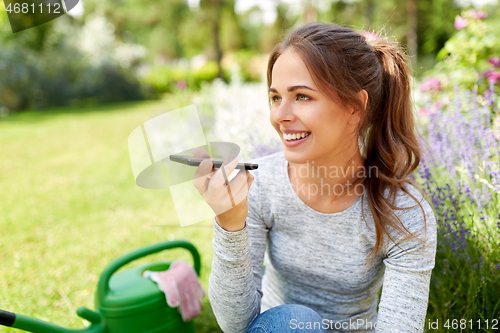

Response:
(209, 168), (269, 333)
(376, 186), (438, 333)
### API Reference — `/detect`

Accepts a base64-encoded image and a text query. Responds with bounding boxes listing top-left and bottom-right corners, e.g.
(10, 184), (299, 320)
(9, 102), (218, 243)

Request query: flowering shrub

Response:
(420, 78), (442, 93)
(416, 86), (500, 328)
(193, 70), (282, 161)
(419, 9), (500, 107)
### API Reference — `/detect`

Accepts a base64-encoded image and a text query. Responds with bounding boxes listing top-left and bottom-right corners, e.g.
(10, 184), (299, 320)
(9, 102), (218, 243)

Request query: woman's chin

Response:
(283, 150), (312, 165)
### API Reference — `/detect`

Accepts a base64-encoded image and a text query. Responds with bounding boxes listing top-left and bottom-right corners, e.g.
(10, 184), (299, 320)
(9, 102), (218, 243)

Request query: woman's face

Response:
(269, 48), (361, 166)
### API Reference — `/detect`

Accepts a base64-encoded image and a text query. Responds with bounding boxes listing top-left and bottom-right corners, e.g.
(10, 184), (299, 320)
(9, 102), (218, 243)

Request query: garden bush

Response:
(419, 8), (500, 110)
(417, 85), (500, 331)
(0, 12), (151, 113)
(143, 51), (265, 95)
(143, 61), (232, 94)
(232, 49), (265, 83)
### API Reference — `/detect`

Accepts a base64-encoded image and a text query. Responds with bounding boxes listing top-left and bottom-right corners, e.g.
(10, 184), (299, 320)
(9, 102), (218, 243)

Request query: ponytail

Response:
(362, 37), (428, 265)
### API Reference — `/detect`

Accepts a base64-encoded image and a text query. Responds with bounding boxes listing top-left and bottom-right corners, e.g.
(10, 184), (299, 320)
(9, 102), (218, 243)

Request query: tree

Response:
(260, 3), (295, 53)
(84, 0), (191, 62)
(193, 0), (222, 77)
(407, 0), (418, 63)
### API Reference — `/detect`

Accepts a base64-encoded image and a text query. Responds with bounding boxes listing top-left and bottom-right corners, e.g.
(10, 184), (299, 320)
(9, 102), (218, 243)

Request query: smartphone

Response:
(169, 155), (258, 170)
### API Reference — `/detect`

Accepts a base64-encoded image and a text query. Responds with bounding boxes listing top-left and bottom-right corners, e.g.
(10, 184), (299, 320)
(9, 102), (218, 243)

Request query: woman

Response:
(193, 23), (437, 333)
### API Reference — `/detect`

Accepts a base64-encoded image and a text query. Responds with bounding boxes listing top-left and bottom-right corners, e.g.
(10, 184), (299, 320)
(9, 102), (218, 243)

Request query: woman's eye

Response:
(271, 94), (310, 103)
(270, 96), (281, 103)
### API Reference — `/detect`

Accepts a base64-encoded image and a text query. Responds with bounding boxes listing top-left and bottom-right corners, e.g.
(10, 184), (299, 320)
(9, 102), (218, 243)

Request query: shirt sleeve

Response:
(208, 168), (270, 333)
(376, 186), (438, 333)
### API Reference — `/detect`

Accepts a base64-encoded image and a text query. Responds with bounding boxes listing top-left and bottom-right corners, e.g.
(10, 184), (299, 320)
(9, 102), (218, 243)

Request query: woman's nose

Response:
(271, 99), (295, 124)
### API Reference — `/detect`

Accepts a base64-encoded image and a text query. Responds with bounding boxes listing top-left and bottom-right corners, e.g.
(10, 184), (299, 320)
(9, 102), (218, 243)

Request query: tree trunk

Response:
(303, 0), (317, 24)
(407, 0), (418, 64)
(365, 0), (375, 29)
(212, 0), (223, 79)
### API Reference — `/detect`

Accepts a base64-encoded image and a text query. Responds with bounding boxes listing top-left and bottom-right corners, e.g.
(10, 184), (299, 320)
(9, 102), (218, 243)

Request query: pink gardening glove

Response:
(143, 261), (205, 322)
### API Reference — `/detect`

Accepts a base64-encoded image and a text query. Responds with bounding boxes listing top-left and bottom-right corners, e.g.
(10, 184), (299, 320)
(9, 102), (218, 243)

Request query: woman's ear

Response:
(357, 89), (368, 111)
(348, 89), (368, 125)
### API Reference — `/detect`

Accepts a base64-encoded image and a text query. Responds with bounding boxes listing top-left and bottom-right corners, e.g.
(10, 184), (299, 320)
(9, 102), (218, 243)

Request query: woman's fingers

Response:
(208, 156), (239, 190)
(212, 169), (253, 210)
(191, 147), (211, 158)
(231, 173), (254, 206)
(226, 169), (251, 199)
(191, 154), (255, 216)
(192, 159), (214, 192)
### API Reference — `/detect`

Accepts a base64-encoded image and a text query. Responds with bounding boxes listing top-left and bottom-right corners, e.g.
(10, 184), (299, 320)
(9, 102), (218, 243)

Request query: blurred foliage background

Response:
(1, 1), (500, 333)
(1, 0), (500, 113)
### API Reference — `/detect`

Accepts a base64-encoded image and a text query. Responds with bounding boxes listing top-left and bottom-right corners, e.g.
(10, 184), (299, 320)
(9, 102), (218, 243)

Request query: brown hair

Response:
(267, 22), (429, 265)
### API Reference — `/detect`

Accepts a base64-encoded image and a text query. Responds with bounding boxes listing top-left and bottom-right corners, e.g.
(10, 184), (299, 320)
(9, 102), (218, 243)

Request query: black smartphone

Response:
(169, 155), (258, 170)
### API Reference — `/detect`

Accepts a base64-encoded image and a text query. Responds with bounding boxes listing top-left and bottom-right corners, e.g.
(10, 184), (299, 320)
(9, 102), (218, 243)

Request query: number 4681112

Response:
(443, 319), (498, 330)
(5, 2), (62, 14)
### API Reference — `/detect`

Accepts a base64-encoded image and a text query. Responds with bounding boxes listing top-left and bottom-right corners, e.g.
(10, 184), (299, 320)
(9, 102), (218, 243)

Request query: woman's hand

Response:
(191, 147), (254, 232)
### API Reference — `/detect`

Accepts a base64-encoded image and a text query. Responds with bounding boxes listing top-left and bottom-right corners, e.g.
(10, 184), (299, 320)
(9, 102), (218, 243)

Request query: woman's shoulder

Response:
(384, 182), (437, 240)
(359, 183), (436, 229)
(392, 183), (435, 217)
(387, 183), (429, 208)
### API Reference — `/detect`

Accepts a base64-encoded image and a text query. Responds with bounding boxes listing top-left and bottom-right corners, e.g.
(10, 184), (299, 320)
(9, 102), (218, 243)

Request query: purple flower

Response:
(488, 71), (500, 84)
(483, 69), (495, 79)
(471, 9), (488, 19)
(177, 80), (187, 90)
(454, 16), (468, 30)
(418, 85), (500, 271)
(433, 102), (443, 110)
(420, 78), (442, 93)
(497, 264), (500, 270)
(419, 108), (429, 117)
(488, 57), (500, 68)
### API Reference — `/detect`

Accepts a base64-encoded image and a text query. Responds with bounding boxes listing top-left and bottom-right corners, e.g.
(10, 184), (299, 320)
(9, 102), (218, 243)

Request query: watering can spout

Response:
(1, 307), (105, 333)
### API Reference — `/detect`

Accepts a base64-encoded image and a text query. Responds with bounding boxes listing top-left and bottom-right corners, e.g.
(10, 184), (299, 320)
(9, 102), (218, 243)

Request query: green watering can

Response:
(0, 240), (201, 333)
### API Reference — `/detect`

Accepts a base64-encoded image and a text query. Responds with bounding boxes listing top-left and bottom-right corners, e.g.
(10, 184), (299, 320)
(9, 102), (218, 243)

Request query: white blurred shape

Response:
(67, 0), (84, 18)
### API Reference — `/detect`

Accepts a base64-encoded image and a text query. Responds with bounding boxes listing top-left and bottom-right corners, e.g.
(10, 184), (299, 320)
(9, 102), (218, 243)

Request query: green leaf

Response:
(437, 47), (449, 60)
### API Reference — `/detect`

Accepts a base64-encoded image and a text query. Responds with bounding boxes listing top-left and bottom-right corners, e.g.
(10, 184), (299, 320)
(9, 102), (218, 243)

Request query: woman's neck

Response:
(287, 152), (367, 202)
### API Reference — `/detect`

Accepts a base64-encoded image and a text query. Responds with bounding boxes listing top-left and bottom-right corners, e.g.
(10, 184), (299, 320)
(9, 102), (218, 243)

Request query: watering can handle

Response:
(97, 240), (201, 304)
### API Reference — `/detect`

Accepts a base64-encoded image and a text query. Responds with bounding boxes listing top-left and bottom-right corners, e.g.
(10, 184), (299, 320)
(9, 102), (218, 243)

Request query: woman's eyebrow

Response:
(268, 85), (316, 93)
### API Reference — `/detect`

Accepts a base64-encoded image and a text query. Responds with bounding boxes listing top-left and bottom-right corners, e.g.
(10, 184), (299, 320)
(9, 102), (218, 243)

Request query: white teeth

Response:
(283, 132), (310, 141)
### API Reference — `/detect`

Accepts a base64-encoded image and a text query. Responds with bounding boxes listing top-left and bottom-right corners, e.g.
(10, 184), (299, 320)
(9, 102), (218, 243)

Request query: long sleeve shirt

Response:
(209, 151), (437, 333)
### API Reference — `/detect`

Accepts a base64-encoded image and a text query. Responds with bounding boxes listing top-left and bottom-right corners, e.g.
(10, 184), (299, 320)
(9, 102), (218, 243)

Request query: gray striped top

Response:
(209, 152), (437, 333)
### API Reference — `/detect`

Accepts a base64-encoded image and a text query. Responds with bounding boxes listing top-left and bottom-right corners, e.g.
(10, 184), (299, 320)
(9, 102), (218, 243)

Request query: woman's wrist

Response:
(215, 214), (246, 232)
(214, 198), (248, 232)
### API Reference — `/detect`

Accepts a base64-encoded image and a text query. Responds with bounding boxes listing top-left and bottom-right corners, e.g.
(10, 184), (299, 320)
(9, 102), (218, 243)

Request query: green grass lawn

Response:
(0, 94), (222, 332)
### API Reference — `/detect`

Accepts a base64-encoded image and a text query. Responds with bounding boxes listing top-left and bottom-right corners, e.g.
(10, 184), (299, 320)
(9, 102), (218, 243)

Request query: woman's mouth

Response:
(282, 132), (311, 147)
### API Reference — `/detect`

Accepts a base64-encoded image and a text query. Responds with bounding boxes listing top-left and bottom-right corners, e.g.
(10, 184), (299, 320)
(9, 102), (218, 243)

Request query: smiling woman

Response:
(192, 22), (437, 333)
